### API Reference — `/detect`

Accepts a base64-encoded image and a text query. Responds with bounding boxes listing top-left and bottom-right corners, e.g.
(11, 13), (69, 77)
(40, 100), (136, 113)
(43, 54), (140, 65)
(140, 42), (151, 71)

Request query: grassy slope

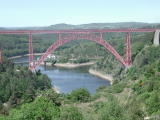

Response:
(72, 46), (160, 120)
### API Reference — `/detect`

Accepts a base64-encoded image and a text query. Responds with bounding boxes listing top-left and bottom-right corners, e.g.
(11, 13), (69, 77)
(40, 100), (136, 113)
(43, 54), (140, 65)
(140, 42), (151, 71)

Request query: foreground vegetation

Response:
(0, 58), (51, 115)
(0, 45), (159, 120)
(0, 24), (160, 119)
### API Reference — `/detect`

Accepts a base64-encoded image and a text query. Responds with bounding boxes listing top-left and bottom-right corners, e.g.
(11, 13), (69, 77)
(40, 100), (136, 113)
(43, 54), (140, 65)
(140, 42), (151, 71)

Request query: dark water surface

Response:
(13, 56), (110, 94)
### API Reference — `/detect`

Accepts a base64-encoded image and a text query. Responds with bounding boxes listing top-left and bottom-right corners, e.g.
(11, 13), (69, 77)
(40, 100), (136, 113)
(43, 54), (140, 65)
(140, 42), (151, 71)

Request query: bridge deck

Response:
(0, 29), (156, 34)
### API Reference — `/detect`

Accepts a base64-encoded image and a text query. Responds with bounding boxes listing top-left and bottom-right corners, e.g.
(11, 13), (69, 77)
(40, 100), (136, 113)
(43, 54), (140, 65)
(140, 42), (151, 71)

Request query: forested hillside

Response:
(0, 58), (51, 115)
(0, 23), (160, 120)
(0, 46), (159, 120)
(3, 22), (160, 30)
(0, 22), (159, 58)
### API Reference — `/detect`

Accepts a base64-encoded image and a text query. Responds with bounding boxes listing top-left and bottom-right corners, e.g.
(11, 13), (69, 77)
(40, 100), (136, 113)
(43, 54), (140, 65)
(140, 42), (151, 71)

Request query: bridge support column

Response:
(29, 33), (34, 70)
(125, 33), (132, 67)
(153, 30), (160, 46)
(0, 49), (2, 64)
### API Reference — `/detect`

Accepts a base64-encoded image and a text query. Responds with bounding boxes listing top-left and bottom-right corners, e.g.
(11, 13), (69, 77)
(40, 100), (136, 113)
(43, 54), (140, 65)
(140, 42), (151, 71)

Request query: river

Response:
(12, 56), (110, 94)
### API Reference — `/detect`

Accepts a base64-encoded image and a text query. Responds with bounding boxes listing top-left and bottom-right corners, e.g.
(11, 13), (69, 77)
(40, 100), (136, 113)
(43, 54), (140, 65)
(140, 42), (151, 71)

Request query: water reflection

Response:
(13, 56), (110, 94)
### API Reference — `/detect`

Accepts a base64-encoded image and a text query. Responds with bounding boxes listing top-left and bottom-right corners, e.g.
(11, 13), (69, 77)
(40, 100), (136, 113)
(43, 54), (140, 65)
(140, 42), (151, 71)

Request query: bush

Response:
(37, 89), (61, 106)
(109, 83), (126, 93)
(98, 97), (125, 120)
(58, 57), (69, 63)
(7, 97), (60, 120)
(0, 116), (6, 120)
(73, 58), (90, 64)
(138, 92), (150, 101)
(68, 88), (90, 102)
(124, 100), (145, 120)
(92, 101), (106, 112)
(96, 86), (107, 92)
(60, 106), (84, 120)
(0, 59), (52, 108)
(146, 92), (160, 115)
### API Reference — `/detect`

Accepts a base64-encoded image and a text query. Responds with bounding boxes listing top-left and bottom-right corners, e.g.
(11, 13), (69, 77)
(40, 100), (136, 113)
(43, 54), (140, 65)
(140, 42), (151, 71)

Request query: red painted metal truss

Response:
(30, 33), (131, 70)
(0, 50), (2, 64)
(0, 29), (156, 70)
(0, 28), (155, 34)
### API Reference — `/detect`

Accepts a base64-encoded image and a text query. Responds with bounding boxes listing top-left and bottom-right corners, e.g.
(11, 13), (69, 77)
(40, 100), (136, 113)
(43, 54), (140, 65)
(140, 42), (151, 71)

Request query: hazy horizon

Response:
(1, 22), (160, 28)
(1, 0), (160, 27)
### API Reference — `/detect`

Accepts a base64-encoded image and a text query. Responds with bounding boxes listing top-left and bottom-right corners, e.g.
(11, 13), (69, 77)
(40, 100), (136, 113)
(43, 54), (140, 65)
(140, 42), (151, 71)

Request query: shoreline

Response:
(53, 62), (96, 68)
(11, 55), (113, 88)
(52, 86), (60, 94)
(89, 69), (113, 85)
(9, 53), (44, 59)
(39, 61), (96, 68)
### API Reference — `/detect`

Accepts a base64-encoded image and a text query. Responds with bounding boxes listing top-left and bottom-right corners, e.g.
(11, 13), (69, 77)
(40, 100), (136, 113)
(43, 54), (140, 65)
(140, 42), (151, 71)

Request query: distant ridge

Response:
(1, 22), (160, 30)
(0, 27), (6, 30)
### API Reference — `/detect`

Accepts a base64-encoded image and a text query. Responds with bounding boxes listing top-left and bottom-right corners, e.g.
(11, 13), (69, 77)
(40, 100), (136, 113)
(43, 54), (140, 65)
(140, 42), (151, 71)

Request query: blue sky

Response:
(0, 0), (160, 27)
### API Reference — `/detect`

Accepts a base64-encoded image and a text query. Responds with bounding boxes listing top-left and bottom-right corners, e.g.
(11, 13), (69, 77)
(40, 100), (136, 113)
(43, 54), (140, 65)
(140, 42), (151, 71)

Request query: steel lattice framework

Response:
(0, 50), (2, 64)
(32, 33), (127, 70)
(0, 29), (156, 70)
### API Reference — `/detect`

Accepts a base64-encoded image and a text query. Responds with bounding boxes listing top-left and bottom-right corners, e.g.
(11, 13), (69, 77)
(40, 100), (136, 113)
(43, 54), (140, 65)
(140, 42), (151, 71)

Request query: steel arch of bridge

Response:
(0, 29), (156, 70)
(31, 33), (128, 70)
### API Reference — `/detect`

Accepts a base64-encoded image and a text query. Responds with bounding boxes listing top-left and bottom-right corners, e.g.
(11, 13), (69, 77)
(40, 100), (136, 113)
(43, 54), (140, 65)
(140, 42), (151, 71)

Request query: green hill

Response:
(0, 42), (159, 120)
(0, 23), (160, 120)
(2, 22), (160, 30)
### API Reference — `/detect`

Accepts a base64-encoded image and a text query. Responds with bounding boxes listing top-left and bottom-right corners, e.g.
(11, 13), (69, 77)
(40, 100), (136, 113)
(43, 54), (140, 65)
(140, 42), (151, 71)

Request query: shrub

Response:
(37, 89), (61, 106)
(58, 57), (69, 63)
(146, 92), (160, 115)
(98, 97), (125, 120)
(7, 97), (60, 120)
(110, 83), (126, 93)
(69, 88), (90, 102)
(73, 58), (90, 64)
(60, 106), (84, 120)
(124, 100), (145, 120)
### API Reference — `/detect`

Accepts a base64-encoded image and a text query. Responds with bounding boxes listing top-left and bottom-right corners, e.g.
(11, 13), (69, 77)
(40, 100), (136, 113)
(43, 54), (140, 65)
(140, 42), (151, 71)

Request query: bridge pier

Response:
(125, 33), (132, 67)
(29, 33), (34, 70)
(44, 61), (47, 70)
(0, 50), (2, 64)
(153, 30), (160, 46)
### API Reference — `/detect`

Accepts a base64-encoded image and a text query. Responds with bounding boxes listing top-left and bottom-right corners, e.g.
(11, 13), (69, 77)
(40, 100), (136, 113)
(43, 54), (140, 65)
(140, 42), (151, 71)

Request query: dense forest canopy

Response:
(0, 58), (51, 113)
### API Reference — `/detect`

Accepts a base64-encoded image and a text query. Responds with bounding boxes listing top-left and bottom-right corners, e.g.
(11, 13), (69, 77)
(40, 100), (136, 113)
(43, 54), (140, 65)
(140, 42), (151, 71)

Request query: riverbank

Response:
(40, 61), (96, 68)
(9, 53), (44, 59)
(52, 86), (60, 94)
(41, 62), (113, 85)
(54, 62), (96, 68)
(11, 54), (113, 90)
(89, 69), (113, 85)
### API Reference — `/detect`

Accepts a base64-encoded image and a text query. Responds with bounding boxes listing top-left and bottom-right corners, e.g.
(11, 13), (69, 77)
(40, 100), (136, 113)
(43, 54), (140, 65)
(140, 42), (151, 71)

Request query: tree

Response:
(68, 88), (90, 102)
(8, 97), (60, 120)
